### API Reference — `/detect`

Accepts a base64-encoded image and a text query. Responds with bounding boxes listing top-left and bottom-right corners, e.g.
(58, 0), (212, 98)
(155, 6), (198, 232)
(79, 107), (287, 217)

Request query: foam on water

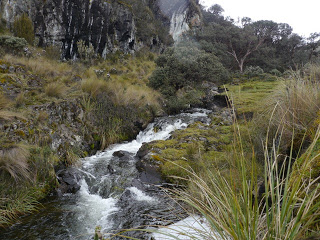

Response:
(153, 215), (217, 240)
(128, 187), (156, 202)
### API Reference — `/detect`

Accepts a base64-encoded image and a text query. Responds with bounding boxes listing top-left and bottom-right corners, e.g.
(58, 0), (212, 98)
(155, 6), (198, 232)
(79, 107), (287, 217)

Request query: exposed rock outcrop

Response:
(155, 0), (201, 41)
(0, 0), (201, 58)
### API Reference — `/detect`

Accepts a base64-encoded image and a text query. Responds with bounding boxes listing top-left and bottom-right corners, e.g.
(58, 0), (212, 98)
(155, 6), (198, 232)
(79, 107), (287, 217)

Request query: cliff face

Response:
(155, 0), (201, 42)
(0, 0), (201, 58)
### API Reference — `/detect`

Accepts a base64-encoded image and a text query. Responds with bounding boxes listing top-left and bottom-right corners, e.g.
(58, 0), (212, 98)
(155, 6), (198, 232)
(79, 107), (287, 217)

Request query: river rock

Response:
(136, 144), (163, 185)
(112, 150), (133, 163)
(56, 168), (81, 194)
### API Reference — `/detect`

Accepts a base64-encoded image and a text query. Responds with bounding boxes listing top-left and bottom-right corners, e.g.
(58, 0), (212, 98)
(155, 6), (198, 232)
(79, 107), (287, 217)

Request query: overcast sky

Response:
(200, 0), (320, 38)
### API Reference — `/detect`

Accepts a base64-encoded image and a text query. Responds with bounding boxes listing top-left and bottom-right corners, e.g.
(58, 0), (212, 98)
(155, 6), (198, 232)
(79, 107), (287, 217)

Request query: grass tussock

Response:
(81, 78), (108, 98)
(173, 124), (320, 240)
(45, 82), (66, 98)
(0, 190), (40, 227)
(0, 110), (26, 121)
(0, 93), (10, 110)
(253, 72), (320, 155)
(105, 80), (161, 108)
(0, 144), (30, 182)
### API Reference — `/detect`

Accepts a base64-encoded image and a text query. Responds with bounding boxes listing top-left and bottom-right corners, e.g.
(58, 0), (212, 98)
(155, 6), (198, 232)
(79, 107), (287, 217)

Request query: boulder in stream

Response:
(56, 168), (81, 195)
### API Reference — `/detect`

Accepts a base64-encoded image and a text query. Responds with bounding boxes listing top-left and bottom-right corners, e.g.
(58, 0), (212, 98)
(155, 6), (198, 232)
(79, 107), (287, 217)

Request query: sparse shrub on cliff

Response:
(77, 40), (96, 64)
(0, 14), (7, 34)
(13, 13), (35, 45)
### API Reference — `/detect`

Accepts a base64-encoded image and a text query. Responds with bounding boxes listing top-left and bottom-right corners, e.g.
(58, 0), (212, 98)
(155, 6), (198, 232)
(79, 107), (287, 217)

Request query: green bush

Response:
(243, 65), (264, 78)
(149, 41), (230, 96)
(13, 13), (35, 45)
(270, 68), (282, 76)
(0, 35), (27, 53)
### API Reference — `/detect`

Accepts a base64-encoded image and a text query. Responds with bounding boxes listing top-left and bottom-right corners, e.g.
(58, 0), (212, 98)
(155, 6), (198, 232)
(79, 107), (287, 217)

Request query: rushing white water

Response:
(0, 109), (212, 240)
(77, 110), (211, 236)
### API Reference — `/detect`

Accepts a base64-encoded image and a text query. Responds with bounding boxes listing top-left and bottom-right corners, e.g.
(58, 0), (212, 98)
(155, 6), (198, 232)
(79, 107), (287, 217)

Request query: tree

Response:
(226, 20), (279, 72)
(13, 13), (35, 45)
(307, 32), (320, 61)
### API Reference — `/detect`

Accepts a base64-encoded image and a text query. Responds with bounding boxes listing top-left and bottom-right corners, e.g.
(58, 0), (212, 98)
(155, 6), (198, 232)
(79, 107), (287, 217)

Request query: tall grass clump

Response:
(81, 78), (108, 98)
(173, 123), (320, 240)
(0, 143), (30, 181)
(0, 93), (10, 109)
(45, 82), (66, 98)
(253, 69), (320, 156)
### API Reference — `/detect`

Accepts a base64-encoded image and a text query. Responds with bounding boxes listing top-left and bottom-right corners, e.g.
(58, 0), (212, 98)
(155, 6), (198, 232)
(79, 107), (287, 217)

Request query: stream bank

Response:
(0, 109), (216, 239)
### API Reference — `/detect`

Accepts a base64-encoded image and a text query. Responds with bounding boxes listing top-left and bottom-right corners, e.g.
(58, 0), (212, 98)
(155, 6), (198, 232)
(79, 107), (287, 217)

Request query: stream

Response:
(0, 109), (211, 240)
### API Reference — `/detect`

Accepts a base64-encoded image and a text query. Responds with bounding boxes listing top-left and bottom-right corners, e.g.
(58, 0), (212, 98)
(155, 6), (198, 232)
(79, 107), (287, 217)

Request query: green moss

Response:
(161, 148), (185, 161)
(160, 160), (190, 183)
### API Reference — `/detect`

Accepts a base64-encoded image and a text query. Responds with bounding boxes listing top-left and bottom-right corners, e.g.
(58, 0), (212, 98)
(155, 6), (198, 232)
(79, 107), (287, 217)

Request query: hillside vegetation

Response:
(0, 33), (161, 226)
(0, 2), (320, 239)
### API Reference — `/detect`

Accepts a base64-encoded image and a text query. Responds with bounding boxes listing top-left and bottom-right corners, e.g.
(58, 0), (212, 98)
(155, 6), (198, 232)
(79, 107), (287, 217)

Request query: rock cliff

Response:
(0, 0), (201, 59)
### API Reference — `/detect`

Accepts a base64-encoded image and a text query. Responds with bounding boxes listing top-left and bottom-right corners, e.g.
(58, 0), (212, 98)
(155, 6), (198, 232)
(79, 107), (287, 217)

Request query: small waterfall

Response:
(0, 109), (211, 240)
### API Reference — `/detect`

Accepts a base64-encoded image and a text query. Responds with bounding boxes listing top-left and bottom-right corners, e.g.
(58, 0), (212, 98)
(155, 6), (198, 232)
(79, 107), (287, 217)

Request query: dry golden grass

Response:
(304, 63), (320, 82)
(3, 55), (72, 79)
(14, 92), (25, 108)
(81, 77), (108, 98)
(45, 82), (66, 98)
(252, 75), (320, 154)
(0, 92), (10, 110)
(0, 144), (30, 181)
(0, 110), (26, 121)
(105, 80), (161, 108)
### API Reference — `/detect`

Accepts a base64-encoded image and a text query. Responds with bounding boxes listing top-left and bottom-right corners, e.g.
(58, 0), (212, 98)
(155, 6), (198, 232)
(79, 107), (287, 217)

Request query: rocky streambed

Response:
(0, 109), (214, 240)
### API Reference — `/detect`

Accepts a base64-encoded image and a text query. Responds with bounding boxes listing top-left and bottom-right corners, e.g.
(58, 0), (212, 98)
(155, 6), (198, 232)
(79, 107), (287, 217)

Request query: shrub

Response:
(13, 13), (35, 45)
(77, 40), (96, 64)
(270, 68), (282, 76)
(0, 35), (27, 53)
(149, 41), (230, 97)
(244, 65), (264, 78)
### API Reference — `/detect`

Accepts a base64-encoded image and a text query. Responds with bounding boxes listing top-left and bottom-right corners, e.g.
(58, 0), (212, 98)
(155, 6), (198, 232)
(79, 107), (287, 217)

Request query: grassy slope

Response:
(0, 47), (161, 227)
(141, 78), (280, 185)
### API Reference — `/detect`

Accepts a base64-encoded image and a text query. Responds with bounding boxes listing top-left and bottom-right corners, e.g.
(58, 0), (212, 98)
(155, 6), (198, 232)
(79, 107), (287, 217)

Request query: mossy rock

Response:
(160, 160), (190, 183)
